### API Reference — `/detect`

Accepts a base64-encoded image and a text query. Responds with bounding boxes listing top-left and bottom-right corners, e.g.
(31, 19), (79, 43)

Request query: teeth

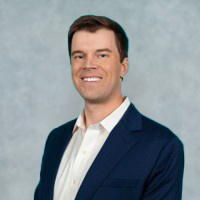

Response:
(83, 77), (101, 82)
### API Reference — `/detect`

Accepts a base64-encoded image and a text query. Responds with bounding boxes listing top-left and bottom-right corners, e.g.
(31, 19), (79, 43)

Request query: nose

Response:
(83, 56), (97, 70)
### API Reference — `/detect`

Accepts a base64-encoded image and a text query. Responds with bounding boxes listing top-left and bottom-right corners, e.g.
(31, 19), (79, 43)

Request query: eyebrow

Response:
(71, 48), (112, 56)
(71, 50), (84, 57)
(96, 48), (112, 53)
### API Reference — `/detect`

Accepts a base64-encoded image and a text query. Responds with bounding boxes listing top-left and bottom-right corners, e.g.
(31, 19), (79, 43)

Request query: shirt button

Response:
(72, 179), (76, 184)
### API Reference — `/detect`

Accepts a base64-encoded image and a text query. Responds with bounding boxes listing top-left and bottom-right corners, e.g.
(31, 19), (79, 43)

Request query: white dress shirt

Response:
(53, 97), (131, 200)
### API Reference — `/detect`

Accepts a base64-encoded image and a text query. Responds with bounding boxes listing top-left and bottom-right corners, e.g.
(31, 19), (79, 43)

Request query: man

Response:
(34, 15), (184, 200)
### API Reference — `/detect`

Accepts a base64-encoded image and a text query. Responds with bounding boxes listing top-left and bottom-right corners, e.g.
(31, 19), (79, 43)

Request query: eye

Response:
(73, 55), (84, 60)
(98, 54), (108, 58)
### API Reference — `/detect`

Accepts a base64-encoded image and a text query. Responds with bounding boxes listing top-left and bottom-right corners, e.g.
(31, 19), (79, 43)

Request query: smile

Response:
(81, 77), (102, 82)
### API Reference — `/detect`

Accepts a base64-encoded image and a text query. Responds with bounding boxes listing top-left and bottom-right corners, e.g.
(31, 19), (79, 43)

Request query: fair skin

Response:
(71, 28), (129, 128)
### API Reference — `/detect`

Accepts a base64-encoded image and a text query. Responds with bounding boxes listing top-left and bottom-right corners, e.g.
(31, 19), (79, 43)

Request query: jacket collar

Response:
(122, 102), (142, 132)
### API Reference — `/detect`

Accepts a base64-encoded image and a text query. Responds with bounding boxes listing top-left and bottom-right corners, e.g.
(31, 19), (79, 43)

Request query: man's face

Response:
(71, 28), (128, 104)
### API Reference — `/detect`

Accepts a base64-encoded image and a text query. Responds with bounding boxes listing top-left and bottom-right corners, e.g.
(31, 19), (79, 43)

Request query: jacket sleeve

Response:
(143, 137), (184, 200)
(34, 129), (55, 200)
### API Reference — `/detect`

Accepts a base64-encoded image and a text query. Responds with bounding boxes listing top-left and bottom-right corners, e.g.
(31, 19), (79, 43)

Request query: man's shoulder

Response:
(48, 118), (77, 139)
(140, 114), (183, 146)
(54, 118), (77, 131)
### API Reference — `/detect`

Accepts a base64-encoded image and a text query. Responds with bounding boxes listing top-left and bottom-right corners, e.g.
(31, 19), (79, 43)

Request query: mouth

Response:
(81, 77), (103, 82)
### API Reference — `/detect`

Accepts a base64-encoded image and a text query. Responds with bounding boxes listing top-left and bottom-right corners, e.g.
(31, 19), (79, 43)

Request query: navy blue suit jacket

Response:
(34, 103), (184, 200)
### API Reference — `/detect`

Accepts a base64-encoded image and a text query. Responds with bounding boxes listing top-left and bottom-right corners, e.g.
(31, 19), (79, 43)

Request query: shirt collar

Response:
(72, 110), (86, 133)
(72, 96), (131, 134)
(100, 96), (130, 132)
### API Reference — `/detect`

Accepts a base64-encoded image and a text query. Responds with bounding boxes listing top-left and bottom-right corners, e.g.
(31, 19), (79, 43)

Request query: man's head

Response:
(68, 15), (129, 64)
(68, 15), (129, 104)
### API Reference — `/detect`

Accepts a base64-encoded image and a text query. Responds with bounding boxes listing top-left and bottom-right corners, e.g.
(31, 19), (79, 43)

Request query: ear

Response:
(120, 57), (129, 78)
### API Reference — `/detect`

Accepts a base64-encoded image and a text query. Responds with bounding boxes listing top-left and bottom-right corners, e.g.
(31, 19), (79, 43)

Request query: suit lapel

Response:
(75, 103), (143, 200)
(48, 120), (76, 200)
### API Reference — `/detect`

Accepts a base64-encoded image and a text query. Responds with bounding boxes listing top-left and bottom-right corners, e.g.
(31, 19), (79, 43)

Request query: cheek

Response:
(72, 70), (79, 85)
(72, 66), (79, 78)
(71, 70), (75, 80)
(109, 65), (121, 80)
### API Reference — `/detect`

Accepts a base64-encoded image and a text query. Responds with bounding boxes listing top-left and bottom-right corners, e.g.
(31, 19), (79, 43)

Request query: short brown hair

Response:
(68, 15), (129, 63)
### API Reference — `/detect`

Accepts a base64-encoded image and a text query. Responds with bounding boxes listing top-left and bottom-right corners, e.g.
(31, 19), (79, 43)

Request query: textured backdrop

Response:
(0, 0), (199, 199)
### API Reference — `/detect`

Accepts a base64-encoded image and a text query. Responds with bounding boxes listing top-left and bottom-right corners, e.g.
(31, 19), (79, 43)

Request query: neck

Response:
(83, 94), (125, 129)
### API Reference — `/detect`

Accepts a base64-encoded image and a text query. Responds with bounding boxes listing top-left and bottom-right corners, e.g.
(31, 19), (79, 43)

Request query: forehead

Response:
(71, 29), (118, 52)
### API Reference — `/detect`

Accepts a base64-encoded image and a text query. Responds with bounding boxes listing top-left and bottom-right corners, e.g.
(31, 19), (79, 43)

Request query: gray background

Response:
(0, 0), (199, 199)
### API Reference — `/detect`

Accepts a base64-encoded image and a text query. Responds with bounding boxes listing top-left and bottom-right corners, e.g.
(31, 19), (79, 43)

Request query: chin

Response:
(82, 95), (104, 104)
